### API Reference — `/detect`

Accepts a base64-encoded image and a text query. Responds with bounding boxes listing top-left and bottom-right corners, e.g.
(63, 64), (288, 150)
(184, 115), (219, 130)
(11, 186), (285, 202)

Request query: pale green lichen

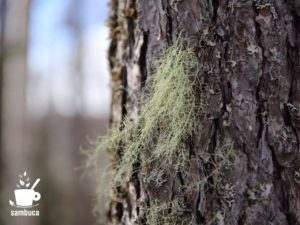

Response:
(208, 210), (225, 225)
(84, 39), (201, 224)
(88, 39), (199, 187)
(144, 199), (194, 225)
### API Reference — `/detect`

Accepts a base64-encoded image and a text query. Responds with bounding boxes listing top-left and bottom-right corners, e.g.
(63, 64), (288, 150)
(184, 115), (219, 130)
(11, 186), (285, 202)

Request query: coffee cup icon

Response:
(12, 178), (41, 207)
(14, 189), (41, 206)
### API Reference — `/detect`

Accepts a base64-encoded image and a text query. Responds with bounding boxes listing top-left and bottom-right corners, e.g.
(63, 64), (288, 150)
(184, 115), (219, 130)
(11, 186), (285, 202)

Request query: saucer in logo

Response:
(9, 171), (41, 209)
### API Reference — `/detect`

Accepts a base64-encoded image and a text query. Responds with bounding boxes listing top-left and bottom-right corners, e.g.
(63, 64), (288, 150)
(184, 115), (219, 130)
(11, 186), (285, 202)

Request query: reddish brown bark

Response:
(107, 0), (300, 224)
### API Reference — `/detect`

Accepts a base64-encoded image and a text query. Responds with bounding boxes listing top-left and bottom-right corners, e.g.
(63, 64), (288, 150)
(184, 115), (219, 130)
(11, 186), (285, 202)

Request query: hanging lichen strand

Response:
(93, 39), (199, 187)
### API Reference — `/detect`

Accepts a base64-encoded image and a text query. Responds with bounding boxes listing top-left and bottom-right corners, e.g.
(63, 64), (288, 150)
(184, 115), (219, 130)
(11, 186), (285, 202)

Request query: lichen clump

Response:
(94, 40), (198, 186)
(144, 199), (193, 225)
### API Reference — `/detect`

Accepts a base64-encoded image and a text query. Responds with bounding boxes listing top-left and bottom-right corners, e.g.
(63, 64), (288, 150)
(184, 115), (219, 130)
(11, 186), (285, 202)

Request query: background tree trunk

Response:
(0, 0), (5, 223)
(107, 0), (300, 224)
(1, 0), (32, 224)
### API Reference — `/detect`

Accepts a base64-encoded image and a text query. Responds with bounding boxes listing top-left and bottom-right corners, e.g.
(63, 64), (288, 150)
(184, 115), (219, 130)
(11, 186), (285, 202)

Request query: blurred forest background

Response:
(0, 0), (110, 224)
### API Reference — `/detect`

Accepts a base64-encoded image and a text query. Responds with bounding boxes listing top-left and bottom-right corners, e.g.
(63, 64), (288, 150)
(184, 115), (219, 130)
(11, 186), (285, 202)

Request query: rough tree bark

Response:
(107, 0), (300, 224)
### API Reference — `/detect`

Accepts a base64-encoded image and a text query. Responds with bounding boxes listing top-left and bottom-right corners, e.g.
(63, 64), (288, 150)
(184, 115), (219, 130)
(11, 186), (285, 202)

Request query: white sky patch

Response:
(27, 25), (111, 117)
(82, 25), (111, 117)
(27, 0), (111, 118)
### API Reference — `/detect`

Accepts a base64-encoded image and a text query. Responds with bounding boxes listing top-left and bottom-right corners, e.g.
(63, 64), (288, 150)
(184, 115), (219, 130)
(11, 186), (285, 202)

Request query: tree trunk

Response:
(0, 0), (5, 184)
(0, 0), (5, 223)
(106, 0), (300, 224)
(1, 0), (32, 224)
